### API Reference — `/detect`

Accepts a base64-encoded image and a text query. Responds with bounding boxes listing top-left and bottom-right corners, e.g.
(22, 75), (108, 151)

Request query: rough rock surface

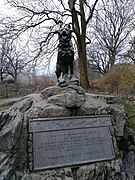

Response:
(0, 85), (134, 180)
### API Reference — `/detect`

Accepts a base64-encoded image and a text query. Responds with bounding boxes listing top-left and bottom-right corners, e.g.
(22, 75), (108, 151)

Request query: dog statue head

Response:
(58, 24), (72, 46)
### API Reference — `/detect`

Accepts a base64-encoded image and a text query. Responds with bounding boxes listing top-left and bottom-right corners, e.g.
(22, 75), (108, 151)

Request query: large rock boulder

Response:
(0, 85), (134, 180)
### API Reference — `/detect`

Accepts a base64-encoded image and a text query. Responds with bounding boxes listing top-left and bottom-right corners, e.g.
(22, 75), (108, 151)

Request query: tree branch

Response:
(86, 0), (99, 25)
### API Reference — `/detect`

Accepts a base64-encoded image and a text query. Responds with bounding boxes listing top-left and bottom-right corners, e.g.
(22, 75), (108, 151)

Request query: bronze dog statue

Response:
(55, 24), (74, 85)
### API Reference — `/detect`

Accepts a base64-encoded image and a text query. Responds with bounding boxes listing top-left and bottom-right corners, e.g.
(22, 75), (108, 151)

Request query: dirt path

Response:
(0, 98), (21, 110)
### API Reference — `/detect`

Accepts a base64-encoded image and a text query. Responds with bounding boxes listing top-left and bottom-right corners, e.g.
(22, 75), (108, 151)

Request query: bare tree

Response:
(68, 0), (99, 88)
(0, 38), (8, 82)
(126, 36), (135, 64)
(87, 42), (110, 75)
(3, 39), (31, 84)
(88, 0), (134, 74)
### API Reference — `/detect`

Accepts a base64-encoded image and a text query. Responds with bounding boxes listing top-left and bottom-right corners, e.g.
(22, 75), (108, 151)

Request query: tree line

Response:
(0, 0), (135, 90)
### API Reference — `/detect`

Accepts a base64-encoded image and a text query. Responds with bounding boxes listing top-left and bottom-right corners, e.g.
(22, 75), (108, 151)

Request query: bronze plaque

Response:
(29, 115), (115, 170)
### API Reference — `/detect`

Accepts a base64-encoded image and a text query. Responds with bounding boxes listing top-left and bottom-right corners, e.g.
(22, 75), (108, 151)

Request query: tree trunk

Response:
(68, 0), (97, 90)
(0, 71), (4, 83)
(110, 50), (116, 69)
(77, 36), (90, 89)
(14, 71), (19, 90)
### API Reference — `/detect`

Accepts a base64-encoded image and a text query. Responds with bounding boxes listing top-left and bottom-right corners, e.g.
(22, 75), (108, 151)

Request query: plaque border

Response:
(28, 115), (115, 171)
(29, 115), (112, 132)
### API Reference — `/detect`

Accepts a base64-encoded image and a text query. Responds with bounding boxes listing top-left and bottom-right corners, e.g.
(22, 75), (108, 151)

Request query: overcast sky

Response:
(0, 0), (18, 18)
(0, 0), (9, 15)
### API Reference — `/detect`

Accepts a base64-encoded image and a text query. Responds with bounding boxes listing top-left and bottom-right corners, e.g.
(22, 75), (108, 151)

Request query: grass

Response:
(0, 97), (21, 111)
(124, 101), (135, 126)
(0, 98), (12, 111)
